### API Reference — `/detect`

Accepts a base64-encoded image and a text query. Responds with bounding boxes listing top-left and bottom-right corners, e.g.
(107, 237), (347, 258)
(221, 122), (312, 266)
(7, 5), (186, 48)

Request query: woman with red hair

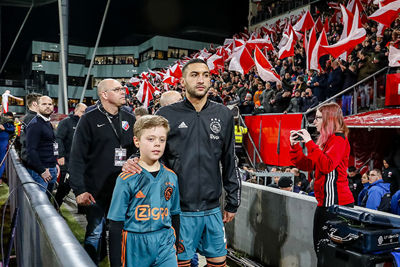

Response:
(289, 102), (354, 258)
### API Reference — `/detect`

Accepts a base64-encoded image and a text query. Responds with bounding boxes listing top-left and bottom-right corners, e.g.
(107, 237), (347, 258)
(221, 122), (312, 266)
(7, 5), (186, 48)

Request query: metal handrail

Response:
(305, 66), (389, 115)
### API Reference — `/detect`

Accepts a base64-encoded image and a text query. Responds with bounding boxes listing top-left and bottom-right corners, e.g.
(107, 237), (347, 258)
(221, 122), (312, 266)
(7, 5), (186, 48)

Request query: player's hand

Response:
(40, 168), (52, 182)
(76, 192), (96, 206)
(0, 125), (5, 131)
(57, 157), (65, 166)
(122, 157), (142, 174)
(223, 211), (236, 223)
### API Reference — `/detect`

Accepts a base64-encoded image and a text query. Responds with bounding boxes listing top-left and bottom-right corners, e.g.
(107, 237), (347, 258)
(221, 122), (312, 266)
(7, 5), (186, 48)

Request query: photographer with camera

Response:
(289, 103), (354, 263)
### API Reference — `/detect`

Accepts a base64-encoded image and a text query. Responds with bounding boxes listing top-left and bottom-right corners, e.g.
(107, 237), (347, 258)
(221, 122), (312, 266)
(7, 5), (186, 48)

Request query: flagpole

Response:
(80, 0), (111, 103)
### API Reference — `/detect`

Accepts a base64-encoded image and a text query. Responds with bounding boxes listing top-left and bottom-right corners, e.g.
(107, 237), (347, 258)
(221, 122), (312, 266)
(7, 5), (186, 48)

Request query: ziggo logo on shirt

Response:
(135, 205), (169, 221)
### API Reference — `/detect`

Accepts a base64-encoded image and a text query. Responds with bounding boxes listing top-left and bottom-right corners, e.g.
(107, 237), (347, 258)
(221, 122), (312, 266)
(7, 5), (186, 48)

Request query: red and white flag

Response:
(163, 76), (179, 86)
(346, 0), (364, 13)
(388, 45), (400, 66)
(293, 10), (314, 32)
(254, 46), (281, 84)
(328, 1), (341, 10)
(129, 77), (140, 87)
(310, 30), (329, 71)
(324, 17), (330, 33)
(197, 48), (212, 60)
(207, 54), (224, 75)
(228, 46), (255, 75)
(315, 17), (324, 32)
(278, 31), (295, 59)
(136, 80), (158, 108)
(306, 26), (317, 72)
(369, 0), (400, 27)
(167, 63), (182, 79)
(245, 36), (275, 52)
(322, 6), (366, 59)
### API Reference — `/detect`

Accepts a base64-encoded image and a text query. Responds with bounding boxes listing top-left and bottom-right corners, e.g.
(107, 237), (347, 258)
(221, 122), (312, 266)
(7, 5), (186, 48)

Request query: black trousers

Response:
(313, 203), (354, 256)
(54, 167), (71, 207)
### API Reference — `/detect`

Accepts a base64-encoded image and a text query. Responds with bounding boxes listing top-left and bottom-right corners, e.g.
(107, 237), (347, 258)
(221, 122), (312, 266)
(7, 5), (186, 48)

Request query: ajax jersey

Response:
(107, 164), (180, 233)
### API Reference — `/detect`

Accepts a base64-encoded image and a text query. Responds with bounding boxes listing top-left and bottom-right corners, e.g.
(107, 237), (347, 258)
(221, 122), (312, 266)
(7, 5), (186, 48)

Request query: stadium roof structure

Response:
(0, 0), (55, 7)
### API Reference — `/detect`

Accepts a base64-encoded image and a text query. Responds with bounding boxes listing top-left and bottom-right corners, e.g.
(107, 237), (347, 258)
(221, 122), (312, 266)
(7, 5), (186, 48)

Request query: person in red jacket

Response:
(289, 102), (354, 259)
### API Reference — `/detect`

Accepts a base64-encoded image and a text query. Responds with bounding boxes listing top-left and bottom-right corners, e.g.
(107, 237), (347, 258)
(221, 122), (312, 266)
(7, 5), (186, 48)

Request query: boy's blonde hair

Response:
(134, 115), (170, 139)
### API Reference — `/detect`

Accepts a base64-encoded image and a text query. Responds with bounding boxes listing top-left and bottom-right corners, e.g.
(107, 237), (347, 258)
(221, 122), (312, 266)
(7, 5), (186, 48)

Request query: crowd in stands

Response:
(125, 1), (398, 118)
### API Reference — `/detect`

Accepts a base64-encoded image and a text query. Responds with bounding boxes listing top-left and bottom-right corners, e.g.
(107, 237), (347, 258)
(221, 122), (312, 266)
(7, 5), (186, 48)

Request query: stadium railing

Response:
(5, 148), (95, 267)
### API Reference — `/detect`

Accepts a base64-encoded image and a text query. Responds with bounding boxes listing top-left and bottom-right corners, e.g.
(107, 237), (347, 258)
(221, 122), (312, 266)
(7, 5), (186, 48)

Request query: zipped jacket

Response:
(156, 98), (241, 213)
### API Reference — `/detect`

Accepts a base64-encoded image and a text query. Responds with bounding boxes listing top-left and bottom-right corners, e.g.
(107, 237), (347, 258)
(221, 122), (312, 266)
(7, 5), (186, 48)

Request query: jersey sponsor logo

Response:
(177, 240), (185, 254)
(135, 190), (146, 198)
(135, 205), (169, 221)
(121, 121), (129, 131)
(97, 123), (105, 128)
(178, 121), (188, 129)
(210, 118), (221, 134)
(164, 186), (173, 201)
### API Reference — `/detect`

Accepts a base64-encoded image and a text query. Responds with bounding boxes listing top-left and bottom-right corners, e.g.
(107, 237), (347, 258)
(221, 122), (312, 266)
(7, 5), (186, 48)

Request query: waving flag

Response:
(207, 54), (224, 75)
(310, 30), (329, 71)
(129, 77), (140, 87)
(293, 10), (314, 32)
(136, 80), (158, 108)
(315, 17), (324, 32)
(389, 45), (400, 66)
(228, 46), (255, 75)
(254, 46), (281, 84)
(246, 36), (275, 52)
(167, 63), (182, 79)
(163, 76), (179, 86)
(324, 17), (330, 33)
(278, 31), (295, 59)
(347, 0), (364, 13)
(322, 6), (366, 59)
(369, 0), (400, 27)
(306, 26), (317, 72)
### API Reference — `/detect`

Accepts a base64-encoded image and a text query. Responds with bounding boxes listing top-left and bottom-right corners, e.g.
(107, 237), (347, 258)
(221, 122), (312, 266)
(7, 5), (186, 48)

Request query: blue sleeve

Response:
(170, 174), (181, 215)
(107, 173), (133, 221)
(4, 122), (15, 134)
(366, 188), (382, 210)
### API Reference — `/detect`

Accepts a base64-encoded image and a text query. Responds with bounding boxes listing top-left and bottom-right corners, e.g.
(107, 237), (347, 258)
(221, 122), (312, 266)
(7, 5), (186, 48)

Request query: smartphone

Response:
(293, 131), (303, 141)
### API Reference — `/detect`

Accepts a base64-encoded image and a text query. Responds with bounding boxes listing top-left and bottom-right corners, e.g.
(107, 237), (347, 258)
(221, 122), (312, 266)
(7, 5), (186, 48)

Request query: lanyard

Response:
(105, 112), (122, 147)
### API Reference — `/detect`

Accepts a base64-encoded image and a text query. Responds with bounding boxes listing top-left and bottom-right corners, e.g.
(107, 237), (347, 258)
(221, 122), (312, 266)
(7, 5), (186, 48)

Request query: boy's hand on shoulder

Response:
(122, 157), (142, 174)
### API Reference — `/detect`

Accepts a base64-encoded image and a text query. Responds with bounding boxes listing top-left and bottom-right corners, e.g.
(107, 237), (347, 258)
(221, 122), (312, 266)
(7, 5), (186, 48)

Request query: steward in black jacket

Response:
(69, 103), (136, 201)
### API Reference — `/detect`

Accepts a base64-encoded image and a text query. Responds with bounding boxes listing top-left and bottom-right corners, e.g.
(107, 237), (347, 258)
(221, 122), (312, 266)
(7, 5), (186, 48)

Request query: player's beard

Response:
(185, 83), (210, 100)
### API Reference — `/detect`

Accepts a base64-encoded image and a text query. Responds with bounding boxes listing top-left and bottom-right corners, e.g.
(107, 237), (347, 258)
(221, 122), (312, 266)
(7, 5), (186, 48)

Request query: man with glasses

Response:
(69, 79), (136, 265)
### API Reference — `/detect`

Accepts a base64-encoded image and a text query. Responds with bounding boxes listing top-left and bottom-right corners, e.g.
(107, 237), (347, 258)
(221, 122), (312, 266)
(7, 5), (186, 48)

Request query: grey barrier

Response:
(5, 148), (95, 267)
(225, 181), (400, 267)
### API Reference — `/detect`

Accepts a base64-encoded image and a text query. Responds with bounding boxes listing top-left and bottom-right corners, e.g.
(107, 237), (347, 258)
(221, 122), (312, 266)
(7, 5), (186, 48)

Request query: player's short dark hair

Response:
(182, 58), (208, 76)
(134, 115), (170, 139)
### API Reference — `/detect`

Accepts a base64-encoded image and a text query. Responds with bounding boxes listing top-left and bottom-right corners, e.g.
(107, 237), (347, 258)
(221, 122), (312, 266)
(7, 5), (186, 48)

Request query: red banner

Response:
(385, 73), (400, 106)
(244, 114), (303, 167)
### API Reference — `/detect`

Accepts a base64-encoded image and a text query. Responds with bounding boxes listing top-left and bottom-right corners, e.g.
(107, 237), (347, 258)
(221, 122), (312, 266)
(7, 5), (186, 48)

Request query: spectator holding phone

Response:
(289, 102), (354, 261)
